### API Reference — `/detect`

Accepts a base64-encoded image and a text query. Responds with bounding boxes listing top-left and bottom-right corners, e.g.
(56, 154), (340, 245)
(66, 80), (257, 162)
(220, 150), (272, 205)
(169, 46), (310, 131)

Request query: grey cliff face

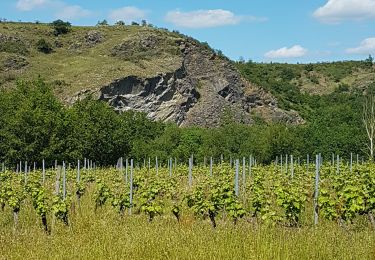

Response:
(71, 36), (303, 127)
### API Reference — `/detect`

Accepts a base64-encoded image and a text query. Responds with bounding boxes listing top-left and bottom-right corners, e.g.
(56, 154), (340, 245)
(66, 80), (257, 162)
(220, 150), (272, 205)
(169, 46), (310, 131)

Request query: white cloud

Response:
(346, 38), (375, 54)
(55, 5), (91, 20)
(265, 45), (308, 59)
(16, 0), (51, 11)
(313, 0), (375, 23)
(108, 6), (147, 23)
(16, 0), (91, 20)
(165, 9), (247, 28)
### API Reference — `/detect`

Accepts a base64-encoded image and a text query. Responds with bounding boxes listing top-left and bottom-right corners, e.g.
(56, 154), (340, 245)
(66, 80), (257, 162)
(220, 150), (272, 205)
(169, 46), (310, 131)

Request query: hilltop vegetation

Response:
(0, 21), (184, 97)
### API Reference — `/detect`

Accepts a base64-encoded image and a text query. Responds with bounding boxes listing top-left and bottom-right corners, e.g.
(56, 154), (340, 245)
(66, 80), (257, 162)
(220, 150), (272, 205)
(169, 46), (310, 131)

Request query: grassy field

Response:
(0, 200), (374, 260)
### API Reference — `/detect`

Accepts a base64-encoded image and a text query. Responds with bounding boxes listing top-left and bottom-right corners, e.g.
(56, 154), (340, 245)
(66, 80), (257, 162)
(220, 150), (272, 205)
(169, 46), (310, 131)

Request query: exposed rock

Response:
(54, 40), (63, 48)
(84, 31), (104, 47)
(70, 34), (303, 127)
(99, 68), (199, 125)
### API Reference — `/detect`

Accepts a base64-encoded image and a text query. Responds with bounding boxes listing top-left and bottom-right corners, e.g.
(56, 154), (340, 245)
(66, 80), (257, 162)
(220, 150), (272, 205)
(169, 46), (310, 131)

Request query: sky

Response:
(1, 0), (375, 63)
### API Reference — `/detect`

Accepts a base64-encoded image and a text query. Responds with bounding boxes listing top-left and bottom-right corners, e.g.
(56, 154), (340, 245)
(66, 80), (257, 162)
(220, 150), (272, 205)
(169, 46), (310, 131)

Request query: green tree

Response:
(0, 79), (64, 164)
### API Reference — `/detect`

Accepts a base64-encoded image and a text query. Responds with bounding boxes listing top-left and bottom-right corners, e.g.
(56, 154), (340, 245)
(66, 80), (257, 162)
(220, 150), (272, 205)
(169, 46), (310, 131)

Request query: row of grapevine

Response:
(1, 157), (374, 232)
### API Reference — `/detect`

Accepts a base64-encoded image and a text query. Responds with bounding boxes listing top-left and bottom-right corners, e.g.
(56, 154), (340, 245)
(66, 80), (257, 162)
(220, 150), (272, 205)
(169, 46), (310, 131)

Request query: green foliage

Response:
(0, 78), (368, 165)
(36, 38), (53, 54)
(186, 172), (246, 227)
(52, 195), (69, 225)
(115, 20), (125, 26)
(51, 20), (71, 36)
(94, 179), (111, 209)
(97, 20), (108, 26)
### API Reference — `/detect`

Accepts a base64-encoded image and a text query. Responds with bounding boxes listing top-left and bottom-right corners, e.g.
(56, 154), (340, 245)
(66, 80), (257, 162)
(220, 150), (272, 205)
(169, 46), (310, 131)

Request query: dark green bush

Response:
(51, 20), (71, 36)
(36, 39), (53, 54)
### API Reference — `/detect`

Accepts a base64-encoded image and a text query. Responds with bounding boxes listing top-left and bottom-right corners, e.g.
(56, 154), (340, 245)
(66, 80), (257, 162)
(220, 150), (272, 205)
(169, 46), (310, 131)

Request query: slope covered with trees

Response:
(0, 79), (369, 165)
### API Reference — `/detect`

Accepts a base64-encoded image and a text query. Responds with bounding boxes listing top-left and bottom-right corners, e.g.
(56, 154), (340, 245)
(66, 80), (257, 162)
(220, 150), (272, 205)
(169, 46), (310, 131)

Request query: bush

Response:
(115, 20), (125, 26)
(97, 20), (108, 26)
(36, 39), (53, 54)
(51, 20), (71, 36)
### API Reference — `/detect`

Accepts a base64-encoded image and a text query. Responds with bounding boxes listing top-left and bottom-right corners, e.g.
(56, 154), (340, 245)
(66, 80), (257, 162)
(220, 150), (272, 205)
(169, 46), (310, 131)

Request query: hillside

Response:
(0, 22), (302, 127)
(1, 22), (374, 127)
(236, 59), (375, 120)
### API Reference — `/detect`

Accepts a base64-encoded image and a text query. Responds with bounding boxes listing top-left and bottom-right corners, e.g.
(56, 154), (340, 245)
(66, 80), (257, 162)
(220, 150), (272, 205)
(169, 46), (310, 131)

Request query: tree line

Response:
(0, 79), (368, 167)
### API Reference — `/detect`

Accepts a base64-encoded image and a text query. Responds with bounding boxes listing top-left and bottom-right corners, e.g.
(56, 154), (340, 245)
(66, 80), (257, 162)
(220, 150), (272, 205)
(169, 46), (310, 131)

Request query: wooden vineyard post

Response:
(291, 155), (294, 178)
(350, 153), (353, 172)
(77, 160), (80, 183)
(188, 156), (193, 188)
(62, 162), (66, 200)
(169, 158), (172, 177)
(357, 154), (359, 164)
(129, 159), (133, 215)
(24, 161), (28, 185)
(148, 157), (151, 174)
(314, 155), (320, 225)
(336, 155), (340, 174)
(125, 158), (128, 184)
(167, 158), (169, 174)
(235, 159), (239, 197)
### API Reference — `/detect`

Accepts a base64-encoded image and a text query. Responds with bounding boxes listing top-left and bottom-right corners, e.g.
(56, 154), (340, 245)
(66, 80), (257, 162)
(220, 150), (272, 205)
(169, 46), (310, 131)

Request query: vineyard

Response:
(0, 158), (375, 259)
(1, 157), (375, 230)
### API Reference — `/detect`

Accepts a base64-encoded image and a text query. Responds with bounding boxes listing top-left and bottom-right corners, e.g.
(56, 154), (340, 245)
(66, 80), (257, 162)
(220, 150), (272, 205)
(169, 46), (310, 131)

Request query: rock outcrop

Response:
(70, 33), (304, 127)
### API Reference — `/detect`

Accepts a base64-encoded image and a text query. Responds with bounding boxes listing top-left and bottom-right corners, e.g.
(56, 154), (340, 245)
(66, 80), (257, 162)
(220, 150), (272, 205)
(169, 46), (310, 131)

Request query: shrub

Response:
(51, 20), (71, 36)
(115, 20), (125, 26)
(36, 39), (53, 54)
(97, 20), (108, 26)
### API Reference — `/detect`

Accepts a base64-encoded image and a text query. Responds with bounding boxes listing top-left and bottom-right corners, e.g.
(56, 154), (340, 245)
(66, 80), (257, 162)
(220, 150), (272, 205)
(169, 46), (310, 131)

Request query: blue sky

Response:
(1, 0), (375, 63)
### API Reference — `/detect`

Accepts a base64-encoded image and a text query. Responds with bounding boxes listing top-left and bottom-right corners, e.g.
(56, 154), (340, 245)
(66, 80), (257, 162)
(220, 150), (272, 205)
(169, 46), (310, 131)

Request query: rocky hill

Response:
(1, 22), (303, 126)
